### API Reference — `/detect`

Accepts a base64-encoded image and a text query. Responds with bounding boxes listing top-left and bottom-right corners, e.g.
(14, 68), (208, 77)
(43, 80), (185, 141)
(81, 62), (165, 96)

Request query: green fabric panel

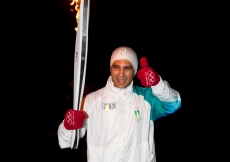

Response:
(133, 86), (168, 121)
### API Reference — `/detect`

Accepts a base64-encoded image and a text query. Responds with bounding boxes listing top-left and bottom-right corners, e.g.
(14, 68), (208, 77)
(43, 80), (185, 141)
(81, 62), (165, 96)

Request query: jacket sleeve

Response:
(150, 76), (181, 120)
(57, 121), (72, 148)
(57, 121), (88, 149)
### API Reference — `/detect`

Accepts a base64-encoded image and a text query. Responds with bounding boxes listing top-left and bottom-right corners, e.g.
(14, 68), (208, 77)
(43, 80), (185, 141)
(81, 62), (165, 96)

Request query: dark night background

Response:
(17, 0), (230, 161)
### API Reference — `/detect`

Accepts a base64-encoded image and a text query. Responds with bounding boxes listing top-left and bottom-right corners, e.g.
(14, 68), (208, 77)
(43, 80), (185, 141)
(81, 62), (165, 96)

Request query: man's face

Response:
(110, 59), (135, 88)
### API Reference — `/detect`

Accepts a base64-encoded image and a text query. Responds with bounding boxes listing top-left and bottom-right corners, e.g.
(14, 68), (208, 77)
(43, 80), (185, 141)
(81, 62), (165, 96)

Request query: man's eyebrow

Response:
(112, 64), (133, 68)
(124, 65), (133, 68)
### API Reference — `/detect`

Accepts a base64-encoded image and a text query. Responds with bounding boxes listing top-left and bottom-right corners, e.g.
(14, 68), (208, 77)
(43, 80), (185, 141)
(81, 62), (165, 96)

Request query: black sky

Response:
(22, 0), (230, 76)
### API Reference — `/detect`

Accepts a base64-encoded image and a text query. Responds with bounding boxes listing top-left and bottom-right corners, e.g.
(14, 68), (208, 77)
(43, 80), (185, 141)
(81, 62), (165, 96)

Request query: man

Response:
(58, 46), (181, 162)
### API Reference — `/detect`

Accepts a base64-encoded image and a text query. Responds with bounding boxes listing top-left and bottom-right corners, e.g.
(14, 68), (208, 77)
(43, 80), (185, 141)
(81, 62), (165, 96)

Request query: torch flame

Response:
(70, 0), (81, 31)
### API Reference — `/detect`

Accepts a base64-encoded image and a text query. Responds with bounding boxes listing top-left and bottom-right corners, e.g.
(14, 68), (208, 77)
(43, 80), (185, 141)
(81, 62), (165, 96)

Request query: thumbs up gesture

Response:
(137, 57), (160, 86)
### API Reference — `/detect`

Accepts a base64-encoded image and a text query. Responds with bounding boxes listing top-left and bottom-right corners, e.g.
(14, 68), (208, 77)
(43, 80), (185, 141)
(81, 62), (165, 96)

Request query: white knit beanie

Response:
(110, 46), (138, 75)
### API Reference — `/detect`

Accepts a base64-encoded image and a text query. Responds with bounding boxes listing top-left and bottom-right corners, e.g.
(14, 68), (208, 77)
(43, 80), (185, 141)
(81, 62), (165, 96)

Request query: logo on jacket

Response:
(134, 106), (141, 122)
(102, 102), (117, 110)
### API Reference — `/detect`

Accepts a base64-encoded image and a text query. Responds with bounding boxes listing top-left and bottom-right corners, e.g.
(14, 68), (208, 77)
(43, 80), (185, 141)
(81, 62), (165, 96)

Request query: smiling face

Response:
(110, 59), (135, 88)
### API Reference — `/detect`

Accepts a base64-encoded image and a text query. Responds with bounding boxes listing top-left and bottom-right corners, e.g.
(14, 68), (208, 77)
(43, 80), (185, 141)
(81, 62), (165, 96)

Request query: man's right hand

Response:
(64, 109), (87, 130)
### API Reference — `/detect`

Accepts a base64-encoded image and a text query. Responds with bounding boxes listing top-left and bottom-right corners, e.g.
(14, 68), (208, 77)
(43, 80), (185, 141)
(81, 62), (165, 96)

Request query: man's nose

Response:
(118, 68), (125, 76)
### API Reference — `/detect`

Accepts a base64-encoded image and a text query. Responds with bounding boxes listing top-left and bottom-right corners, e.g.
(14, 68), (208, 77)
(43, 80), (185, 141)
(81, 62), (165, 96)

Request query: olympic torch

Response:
(70, 0), (90, 149)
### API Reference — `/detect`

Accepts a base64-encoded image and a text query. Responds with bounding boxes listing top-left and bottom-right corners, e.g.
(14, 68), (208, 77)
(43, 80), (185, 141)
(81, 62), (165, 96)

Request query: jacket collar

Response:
(106, 76), (133, 96)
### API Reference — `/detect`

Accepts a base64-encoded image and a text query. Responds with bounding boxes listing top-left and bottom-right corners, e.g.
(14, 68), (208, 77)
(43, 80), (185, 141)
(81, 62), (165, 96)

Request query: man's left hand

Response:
(137, 57), (160, 87)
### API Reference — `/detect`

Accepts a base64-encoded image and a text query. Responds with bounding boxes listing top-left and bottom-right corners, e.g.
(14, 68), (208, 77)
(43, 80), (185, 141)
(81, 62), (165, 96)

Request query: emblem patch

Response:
(134, 107), (141, 122)
(102, 102), (117, 110)
(119, 48), (126, 55)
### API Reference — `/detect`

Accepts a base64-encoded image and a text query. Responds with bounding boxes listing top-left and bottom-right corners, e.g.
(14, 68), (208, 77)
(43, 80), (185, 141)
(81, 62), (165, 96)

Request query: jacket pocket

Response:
(134, 141), (155, 162)
(87, 145), (110, 162)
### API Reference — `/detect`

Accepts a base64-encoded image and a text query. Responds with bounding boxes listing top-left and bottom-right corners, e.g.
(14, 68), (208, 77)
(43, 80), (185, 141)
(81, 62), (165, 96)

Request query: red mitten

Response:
(64, 109), (87, 130)
(137, 57), (160, 86)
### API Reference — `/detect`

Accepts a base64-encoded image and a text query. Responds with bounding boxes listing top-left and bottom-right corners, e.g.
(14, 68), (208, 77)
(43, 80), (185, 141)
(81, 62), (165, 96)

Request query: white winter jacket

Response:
(58, 76), (181, 162)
